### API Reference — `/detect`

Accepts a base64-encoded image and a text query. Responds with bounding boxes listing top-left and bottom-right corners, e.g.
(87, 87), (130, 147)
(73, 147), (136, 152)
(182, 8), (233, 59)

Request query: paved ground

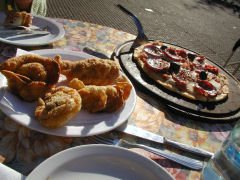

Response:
(46, 0), (240, 79)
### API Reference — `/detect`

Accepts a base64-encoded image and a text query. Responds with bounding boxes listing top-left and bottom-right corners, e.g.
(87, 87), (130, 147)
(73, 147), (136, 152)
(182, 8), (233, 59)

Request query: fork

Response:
(89, 135), (203, 170)
(116, 4), (149, 50)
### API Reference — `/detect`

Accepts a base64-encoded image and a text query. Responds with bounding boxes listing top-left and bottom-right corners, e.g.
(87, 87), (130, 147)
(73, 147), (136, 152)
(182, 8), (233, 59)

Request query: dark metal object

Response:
(223, 38), (240, 75)
(116, 4), (148, 50)
(113, 40), (240, 121)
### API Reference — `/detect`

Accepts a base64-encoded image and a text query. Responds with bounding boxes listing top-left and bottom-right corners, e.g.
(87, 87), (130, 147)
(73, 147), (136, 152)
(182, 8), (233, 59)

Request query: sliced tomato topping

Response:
(172, 75), (187, 91)
(163, 48), (186, 63)
(143, 45), (163, 57)
(195, 55), (205, 64)
(172, 70), (190, 91)
(195, 80), (217, 97)
(193, 63), (204, 74)
(195, 85), (207, 97)
(204, 65), (219, 75)
(199, 80), (214, 90)
(145, 58), (170, 72)
(176, 49), (187, 58)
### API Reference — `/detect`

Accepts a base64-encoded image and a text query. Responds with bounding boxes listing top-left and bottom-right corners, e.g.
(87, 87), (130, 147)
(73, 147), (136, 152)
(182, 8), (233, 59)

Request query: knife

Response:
(0, 29), (50, 40)
(0, 29), (50, 34)
(116, 124), (214, 158)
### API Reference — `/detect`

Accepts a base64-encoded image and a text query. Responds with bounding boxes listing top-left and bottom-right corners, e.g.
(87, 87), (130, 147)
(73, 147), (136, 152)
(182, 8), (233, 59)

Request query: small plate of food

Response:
(0, 12), (65, 46)
(0, 49), (136, 137)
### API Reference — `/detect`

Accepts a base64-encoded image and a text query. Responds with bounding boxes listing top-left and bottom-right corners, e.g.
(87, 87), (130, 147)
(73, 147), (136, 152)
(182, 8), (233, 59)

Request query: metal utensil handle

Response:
(224, 38), (240, 67)
(116, 4), (144, 35)
(165, 139), (214, 158)
(136, 144), (203, 170)
(232, 38), (240, 52)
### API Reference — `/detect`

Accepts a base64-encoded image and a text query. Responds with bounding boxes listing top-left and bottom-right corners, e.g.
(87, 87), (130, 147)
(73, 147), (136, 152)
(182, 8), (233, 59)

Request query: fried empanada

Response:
(78, 82), (132, 113)
(78, 86), (108, 113)
(35, 86), (82, 129)
(69, 78), (85, 90)
(1, 54), (60, 101)
(55, 55), (120, 85)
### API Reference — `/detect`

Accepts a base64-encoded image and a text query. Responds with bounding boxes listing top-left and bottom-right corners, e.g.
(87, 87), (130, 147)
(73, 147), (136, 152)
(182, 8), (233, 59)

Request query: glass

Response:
(201, 120), (240, 180)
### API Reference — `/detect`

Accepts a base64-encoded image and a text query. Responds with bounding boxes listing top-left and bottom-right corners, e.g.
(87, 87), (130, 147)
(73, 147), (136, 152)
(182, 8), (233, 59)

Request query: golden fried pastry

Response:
(69, 78), (85, 90)
(78, 86), (107, 113)
(55, 55), (120, 85)
(35, 86), (82, 129)
(78, 82), (132, 113)
(1, 54), (60, 101)
(104, 82), (132, 112)
(3, 11), (33, 27)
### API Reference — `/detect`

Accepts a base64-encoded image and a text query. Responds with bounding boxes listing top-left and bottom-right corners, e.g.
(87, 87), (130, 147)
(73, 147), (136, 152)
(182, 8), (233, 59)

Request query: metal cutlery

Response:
(1, 25), (48, 32)
(3, 33), (50, 40)
(117, 124), (214, 158)
(223, 38), (240, 75)
(116, 4), (149, 49)
(89, 135), (204, 170)
(0, 31), (50, 40)
(0, 29), (50, 35)
(0, 25), (50, 39)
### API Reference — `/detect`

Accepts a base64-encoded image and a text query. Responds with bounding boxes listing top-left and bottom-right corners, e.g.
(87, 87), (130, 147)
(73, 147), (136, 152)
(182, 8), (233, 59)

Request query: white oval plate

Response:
(0, 12), (65, 46)
(0, 49), (136, 137)
(26, 144), (174, 180)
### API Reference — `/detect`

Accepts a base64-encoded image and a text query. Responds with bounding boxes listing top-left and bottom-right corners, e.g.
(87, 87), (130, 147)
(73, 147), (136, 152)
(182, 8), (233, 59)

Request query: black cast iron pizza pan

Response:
(112, 40), (240, 121)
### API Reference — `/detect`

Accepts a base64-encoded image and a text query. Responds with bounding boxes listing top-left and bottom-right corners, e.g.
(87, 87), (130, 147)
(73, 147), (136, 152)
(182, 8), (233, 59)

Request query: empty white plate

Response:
(26, 144), (174, 180)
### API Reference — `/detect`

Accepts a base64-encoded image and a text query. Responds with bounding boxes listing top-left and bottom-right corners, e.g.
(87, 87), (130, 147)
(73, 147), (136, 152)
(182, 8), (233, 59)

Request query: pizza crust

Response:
(133, 42), (229, 102)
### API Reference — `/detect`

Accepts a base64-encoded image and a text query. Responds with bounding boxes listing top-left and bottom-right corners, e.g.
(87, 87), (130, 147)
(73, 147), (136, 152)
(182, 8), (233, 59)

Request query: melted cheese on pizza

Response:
(134, 41), (229, 102)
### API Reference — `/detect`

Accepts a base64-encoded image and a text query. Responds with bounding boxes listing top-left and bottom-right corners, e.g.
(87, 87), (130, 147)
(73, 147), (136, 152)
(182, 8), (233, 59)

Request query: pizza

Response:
(133, 41), (229, 102)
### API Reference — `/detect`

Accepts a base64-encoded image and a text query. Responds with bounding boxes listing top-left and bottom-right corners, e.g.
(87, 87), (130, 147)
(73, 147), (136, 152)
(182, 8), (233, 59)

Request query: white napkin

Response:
(16, 48), (34, 56)
(0, 163), (26, 180)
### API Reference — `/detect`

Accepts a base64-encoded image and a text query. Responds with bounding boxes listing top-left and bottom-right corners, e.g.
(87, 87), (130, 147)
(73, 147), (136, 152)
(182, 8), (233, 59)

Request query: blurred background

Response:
(46, 0), (240, 80)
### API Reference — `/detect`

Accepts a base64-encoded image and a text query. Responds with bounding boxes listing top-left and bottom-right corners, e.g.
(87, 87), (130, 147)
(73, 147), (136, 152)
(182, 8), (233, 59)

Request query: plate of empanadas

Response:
(0, 49), (136, 137)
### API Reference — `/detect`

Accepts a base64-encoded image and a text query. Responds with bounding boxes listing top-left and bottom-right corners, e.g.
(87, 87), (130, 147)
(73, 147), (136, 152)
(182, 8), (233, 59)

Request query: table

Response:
(0, 17), (238, 180)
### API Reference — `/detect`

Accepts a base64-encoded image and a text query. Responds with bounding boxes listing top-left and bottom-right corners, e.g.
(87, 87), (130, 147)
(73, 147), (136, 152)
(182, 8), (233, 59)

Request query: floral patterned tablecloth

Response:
(0, 18), (238, 180)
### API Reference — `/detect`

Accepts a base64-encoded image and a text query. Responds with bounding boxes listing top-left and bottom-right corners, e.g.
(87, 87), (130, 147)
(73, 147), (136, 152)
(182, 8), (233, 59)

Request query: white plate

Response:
(26, 144), (174, 180)
(0, 49), (136, 137)
(0, 12), (65, 46)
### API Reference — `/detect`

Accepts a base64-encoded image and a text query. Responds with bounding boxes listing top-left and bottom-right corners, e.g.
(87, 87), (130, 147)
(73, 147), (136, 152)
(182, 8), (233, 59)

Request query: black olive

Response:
(161, 45), (167, 51)
(199, 71), (207, 80)
(188, 53), (196, 62)
(169, 61), (180, 74)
